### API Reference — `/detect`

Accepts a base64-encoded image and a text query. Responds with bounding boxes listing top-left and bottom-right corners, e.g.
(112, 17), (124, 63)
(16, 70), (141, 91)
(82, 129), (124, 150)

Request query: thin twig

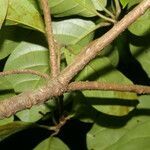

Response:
(111, 0), (116, 15)
(50, 115), (71, 136)
(41, 0), (58, 78)
(114, 0), (121, 19)
(102, 7), (116, 20)
(68, 82), (150, 94)
(0, 69), (49, 80)
(97, 11), (116, 23)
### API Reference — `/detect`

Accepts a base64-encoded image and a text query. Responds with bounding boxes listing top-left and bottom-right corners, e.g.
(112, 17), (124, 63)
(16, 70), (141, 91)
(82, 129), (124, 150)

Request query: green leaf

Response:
(4, 41), (49, 93)
(0, 121), (33, 141)
(27, 0), (40, 10)
(128, 10), (150, 36)
(91, 0), (107, 11)
(87, 117), (150, 150)
(0, 91), (15, 100)
(99, 44), (119, 67)
(106, 120), (150, 150)
(53, 19), (95, 45)
(0, 26), (30, 60)
(34, 137), (69, 150)
(81, 58), (137, 116)
(120, 0), (141, 8)
(6, 0), (44, 32)
(16, 99), (55, 122)
(130, 37), (150, 77)
(127, 0), (141, 8)
(137, 95), (150, 109)
(87, 89), (150, 150)
(120, 0), (130, 7)
(0, 77), (13, 90)
(65, 91), (99, 123)
(64, 46), (137, 116)
(0, 117), (14, 126)
(87, 124), (128, 150)
(0, 0), (8, 28)
(48, 0), (106, 17)
(49, 0), (95, 17)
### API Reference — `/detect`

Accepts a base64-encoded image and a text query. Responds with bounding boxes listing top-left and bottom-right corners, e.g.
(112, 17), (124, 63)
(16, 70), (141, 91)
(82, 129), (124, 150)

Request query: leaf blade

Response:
(34, 137), (70, 150)
(6, 0), (44, 32)
(0, 0), (8, 28)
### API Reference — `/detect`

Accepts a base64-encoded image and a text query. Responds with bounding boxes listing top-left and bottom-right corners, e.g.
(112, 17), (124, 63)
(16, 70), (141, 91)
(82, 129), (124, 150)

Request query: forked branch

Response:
(0, 0), (149, 119)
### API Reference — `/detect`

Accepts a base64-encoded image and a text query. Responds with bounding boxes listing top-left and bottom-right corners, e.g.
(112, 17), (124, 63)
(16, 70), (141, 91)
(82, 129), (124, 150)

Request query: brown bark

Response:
(0, 0), (149, 119)
(68, 82), (150, 94)
(41, 0), (58, 78)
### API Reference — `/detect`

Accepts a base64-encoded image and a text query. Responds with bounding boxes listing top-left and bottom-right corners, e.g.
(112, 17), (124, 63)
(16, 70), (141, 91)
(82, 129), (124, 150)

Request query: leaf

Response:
(0, 77), (13, 90)
(130, 37), (150, 77)
(64, 45), (137, 116)
(127, 0), (141, 8)
(0, 117), (14, 126)
(1, 19), (95, 59)
(53, 19), (95, 45)
(64, 91), (99, 123)
(48, 0), (106, 17)
(0, 0), (8, 28)
(0, 121), (33, 141)
(120, 0), (130, 7)
(16, 99), (55, 122)
(106, 120), (150, 150)
(0, 26), (30, 60)
(4, 41), (49, 93)
(87, 116), (150, 150)
(6, 0), (44, 32)
(137, 95), (150, 109)
(49, 0), (96, 17)
(99, 44), (119, 67)
(128, 10), (150, 36)
(87, 124), (128, 150)
(0, 91), (15, 100)
(120, 0), (141, 8)
(34, 137), (69, 150)
(81, 58), (137, 116)
(91, 0), (107, 11)
(27, 0), (40, 10)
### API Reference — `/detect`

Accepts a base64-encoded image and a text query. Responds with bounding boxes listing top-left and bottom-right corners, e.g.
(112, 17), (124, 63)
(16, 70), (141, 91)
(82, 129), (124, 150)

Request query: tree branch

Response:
(58, 0), (150, 85)
(0, 0), (149, 119)
(68, 82), (150, 94)
(41, 0), (58, 78)
(0, 78), (65, 119)
(0, 69), (49, 80)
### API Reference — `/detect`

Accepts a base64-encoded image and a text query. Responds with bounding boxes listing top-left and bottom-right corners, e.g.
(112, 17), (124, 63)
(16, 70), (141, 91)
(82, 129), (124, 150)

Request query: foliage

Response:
(0, 0), (149, 149)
